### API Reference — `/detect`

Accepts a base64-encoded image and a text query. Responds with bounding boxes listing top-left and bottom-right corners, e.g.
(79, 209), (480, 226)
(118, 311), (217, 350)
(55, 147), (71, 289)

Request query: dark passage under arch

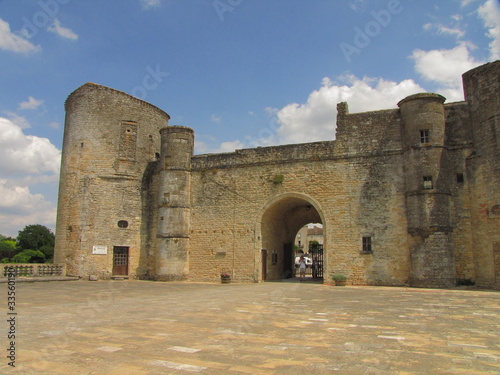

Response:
(260, 195), (324, 281)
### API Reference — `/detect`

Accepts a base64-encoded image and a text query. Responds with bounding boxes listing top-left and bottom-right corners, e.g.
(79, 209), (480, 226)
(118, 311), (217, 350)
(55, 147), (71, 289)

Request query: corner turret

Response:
(398, 93), (455, 288)
(155, 126), (194, 280)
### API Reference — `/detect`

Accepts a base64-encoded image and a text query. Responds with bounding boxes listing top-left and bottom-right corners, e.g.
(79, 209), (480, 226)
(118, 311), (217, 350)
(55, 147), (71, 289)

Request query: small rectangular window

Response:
(362, 237), (372, 253)
(119, 121), (138, 160)
(420, 129), (429, 144)
(456, 173), (464, 183)
(423, 176), (433, 189)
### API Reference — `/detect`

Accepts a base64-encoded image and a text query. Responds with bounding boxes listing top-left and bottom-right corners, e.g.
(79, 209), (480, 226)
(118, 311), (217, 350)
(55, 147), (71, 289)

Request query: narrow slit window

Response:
(420, 129), (430, 144)
(456, 173), (464, 183)
(362, 237), (372, 253)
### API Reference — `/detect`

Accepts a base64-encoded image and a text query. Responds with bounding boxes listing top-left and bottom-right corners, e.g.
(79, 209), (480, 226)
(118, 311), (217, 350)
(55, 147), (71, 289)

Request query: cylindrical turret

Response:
(54, 83), (169, 279)
(156, 126), (194, 280)
(398, 93), (455, 288)
(462, 60), (500, 288)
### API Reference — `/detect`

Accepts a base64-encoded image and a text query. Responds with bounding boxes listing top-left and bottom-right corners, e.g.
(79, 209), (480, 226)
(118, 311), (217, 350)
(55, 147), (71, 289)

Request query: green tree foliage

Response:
(0, 237), (17, 260)
(39, 244), (55, 261)
(10, 249), (46, 263)
(309, 240), (319, 251)
(17, 225), (55, 251)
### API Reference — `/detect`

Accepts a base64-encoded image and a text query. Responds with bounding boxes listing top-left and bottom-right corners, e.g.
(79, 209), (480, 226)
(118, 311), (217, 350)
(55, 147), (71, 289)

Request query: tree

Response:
(309, 240), (320, 251)
(17, 225), (55, 251)
(39, 244), (54, 261)
(10, 249), (46, 263)
(0, 236), (17, 260)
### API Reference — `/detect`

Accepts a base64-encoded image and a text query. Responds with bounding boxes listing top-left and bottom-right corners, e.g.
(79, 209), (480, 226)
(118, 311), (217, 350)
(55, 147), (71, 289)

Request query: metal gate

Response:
(310, 244), (324, 279)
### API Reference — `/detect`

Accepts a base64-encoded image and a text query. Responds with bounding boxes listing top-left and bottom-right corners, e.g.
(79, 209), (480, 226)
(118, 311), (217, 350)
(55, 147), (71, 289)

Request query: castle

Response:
(54, 61), (500, 289)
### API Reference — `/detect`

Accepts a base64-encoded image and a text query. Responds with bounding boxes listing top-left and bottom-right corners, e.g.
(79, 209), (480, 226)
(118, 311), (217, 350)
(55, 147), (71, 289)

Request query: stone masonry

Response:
(54, 61), (500, 289)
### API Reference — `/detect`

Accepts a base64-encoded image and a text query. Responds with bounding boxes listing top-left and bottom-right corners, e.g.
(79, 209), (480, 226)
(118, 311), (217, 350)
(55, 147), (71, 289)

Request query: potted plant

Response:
(220, 272), (231, 284)
(332, 274), (347, 286)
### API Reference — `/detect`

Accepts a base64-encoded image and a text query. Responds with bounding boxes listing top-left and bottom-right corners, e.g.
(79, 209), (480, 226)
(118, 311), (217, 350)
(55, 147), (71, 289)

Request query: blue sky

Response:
(0, 0), (499, 237)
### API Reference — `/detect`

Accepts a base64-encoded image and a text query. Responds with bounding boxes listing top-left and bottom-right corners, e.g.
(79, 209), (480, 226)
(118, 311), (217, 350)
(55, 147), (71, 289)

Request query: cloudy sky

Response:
(0, 0), (499, 237)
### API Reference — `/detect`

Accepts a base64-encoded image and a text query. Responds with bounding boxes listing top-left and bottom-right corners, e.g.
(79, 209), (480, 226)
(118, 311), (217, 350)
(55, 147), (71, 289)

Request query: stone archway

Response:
(257, 193), (325, 281)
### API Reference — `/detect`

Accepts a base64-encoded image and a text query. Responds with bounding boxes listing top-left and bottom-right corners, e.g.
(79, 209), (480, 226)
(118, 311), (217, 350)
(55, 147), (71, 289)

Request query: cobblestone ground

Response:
(1, 280), (499, 374)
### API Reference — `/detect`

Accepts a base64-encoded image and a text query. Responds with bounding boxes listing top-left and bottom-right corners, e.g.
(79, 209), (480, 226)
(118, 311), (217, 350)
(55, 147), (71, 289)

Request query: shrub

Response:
(10, 249), (46, 264)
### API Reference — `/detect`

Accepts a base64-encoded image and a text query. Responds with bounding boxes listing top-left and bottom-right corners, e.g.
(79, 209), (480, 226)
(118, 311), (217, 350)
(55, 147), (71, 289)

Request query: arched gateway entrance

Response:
(258, 193), (325, 281)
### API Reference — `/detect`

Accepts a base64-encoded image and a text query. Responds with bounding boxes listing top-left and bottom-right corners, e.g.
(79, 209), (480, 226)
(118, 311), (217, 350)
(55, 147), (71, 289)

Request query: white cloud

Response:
(423, 22), (466, 39)
(216, 140), (246, 153)
(460, 0), (477, 7)
(0, 179), (57, 237)
(0, 179), (51, 214)
(438, 25), (466, 38)
(411, 43), (484, 101)
(0, 118), (60, 237)
(201, 75), (425, 153)
(211, 114), (222, 123)
(422, 10), (467, 41)
(4, 112), (31, 129)
(141, 0), (162, 9)
(19, 96), (44, 110)
(274, 76), (425, 145)
(477, 0), (500, 60)
(0, 18), (40, 53)
(47, 18), (78, 40)
(0, 117), (61, 176)
(195, 139), (246, 154)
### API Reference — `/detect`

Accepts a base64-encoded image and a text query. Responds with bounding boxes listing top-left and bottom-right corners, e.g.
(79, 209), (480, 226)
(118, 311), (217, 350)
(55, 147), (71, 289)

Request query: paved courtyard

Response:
(1, 279), (499, 374)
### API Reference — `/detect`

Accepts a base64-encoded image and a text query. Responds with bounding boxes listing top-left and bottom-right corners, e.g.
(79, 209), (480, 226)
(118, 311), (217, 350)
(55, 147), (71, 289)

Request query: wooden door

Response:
(113, 246), (129, 275)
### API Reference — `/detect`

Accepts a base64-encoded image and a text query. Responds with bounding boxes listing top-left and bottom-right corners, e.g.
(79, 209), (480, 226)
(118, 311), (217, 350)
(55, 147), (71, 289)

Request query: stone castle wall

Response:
(188, 110), (410, 284)
(54, 61), (500, 288)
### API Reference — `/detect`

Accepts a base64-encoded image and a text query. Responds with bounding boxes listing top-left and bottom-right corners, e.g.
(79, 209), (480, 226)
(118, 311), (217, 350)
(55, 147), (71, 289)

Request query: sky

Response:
(0, 0), (499, 238)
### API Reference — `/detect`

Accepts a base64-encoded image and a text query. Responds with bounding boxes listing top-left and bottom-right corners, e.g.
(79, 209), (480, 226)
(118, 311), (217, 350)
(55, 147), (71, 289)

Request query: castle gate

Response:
(259, 193), (325, 281)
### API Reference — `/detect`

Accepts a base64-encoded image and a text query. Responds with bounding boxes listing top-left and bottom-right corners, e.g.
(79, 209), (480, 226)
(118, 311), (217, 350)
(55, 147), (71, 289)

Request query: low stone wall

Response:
(1, 264), (66, 277)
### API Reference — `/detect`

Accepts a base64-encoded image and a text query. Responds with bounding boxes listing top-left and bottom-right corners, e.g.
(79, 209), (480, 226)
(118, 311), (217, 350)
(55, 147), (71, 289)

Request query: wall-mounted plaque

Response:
(92, 245), (108, 255)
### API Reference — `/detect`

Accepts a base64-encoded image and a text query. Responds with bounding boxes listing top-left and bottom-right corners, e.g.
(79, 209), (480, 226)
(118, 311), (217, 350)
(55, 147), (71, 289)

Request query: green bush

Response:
(10, 249), (46, 264)
(272, 174), (284, 184)
(332, 274), (347, 281)
(0, 239), (17, 259)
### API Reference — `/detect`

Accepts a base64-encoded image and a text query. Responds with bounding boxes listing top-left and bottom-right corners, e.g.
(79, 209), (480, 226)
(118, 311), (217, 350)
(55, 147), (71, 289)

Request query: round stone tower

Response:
(462, 60), (500, 288)
(398, 93), (455, 288)
(54, 83), (169, 279)
(155, 126), (194, 280)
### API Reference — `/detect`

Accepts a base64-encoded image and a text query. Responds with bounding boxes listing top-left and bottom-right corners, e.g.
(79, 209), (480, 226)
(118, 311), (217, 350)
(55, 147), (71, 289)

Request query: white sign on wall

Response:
(92, 245), (108, 255)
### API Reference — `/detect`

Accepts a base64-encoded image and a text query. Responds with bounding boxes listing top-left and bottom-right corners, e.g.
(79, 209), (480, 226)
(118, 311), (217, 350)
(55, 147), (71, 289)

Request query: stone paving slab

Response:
(1, 280), (499, 374)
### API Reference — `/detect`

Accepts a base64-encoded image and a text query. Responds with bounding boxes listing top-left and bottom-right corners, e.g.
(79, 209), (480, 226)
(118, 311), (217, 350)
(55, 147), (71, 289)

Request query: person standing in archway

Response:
(299, 255), (307, 282)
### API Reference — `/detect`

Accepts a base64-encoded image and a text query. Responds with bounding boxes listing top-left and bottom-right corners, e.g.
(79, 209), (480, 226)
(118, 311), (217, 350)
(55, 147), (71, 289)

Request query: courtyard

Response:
(2, 279), (499, 374)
